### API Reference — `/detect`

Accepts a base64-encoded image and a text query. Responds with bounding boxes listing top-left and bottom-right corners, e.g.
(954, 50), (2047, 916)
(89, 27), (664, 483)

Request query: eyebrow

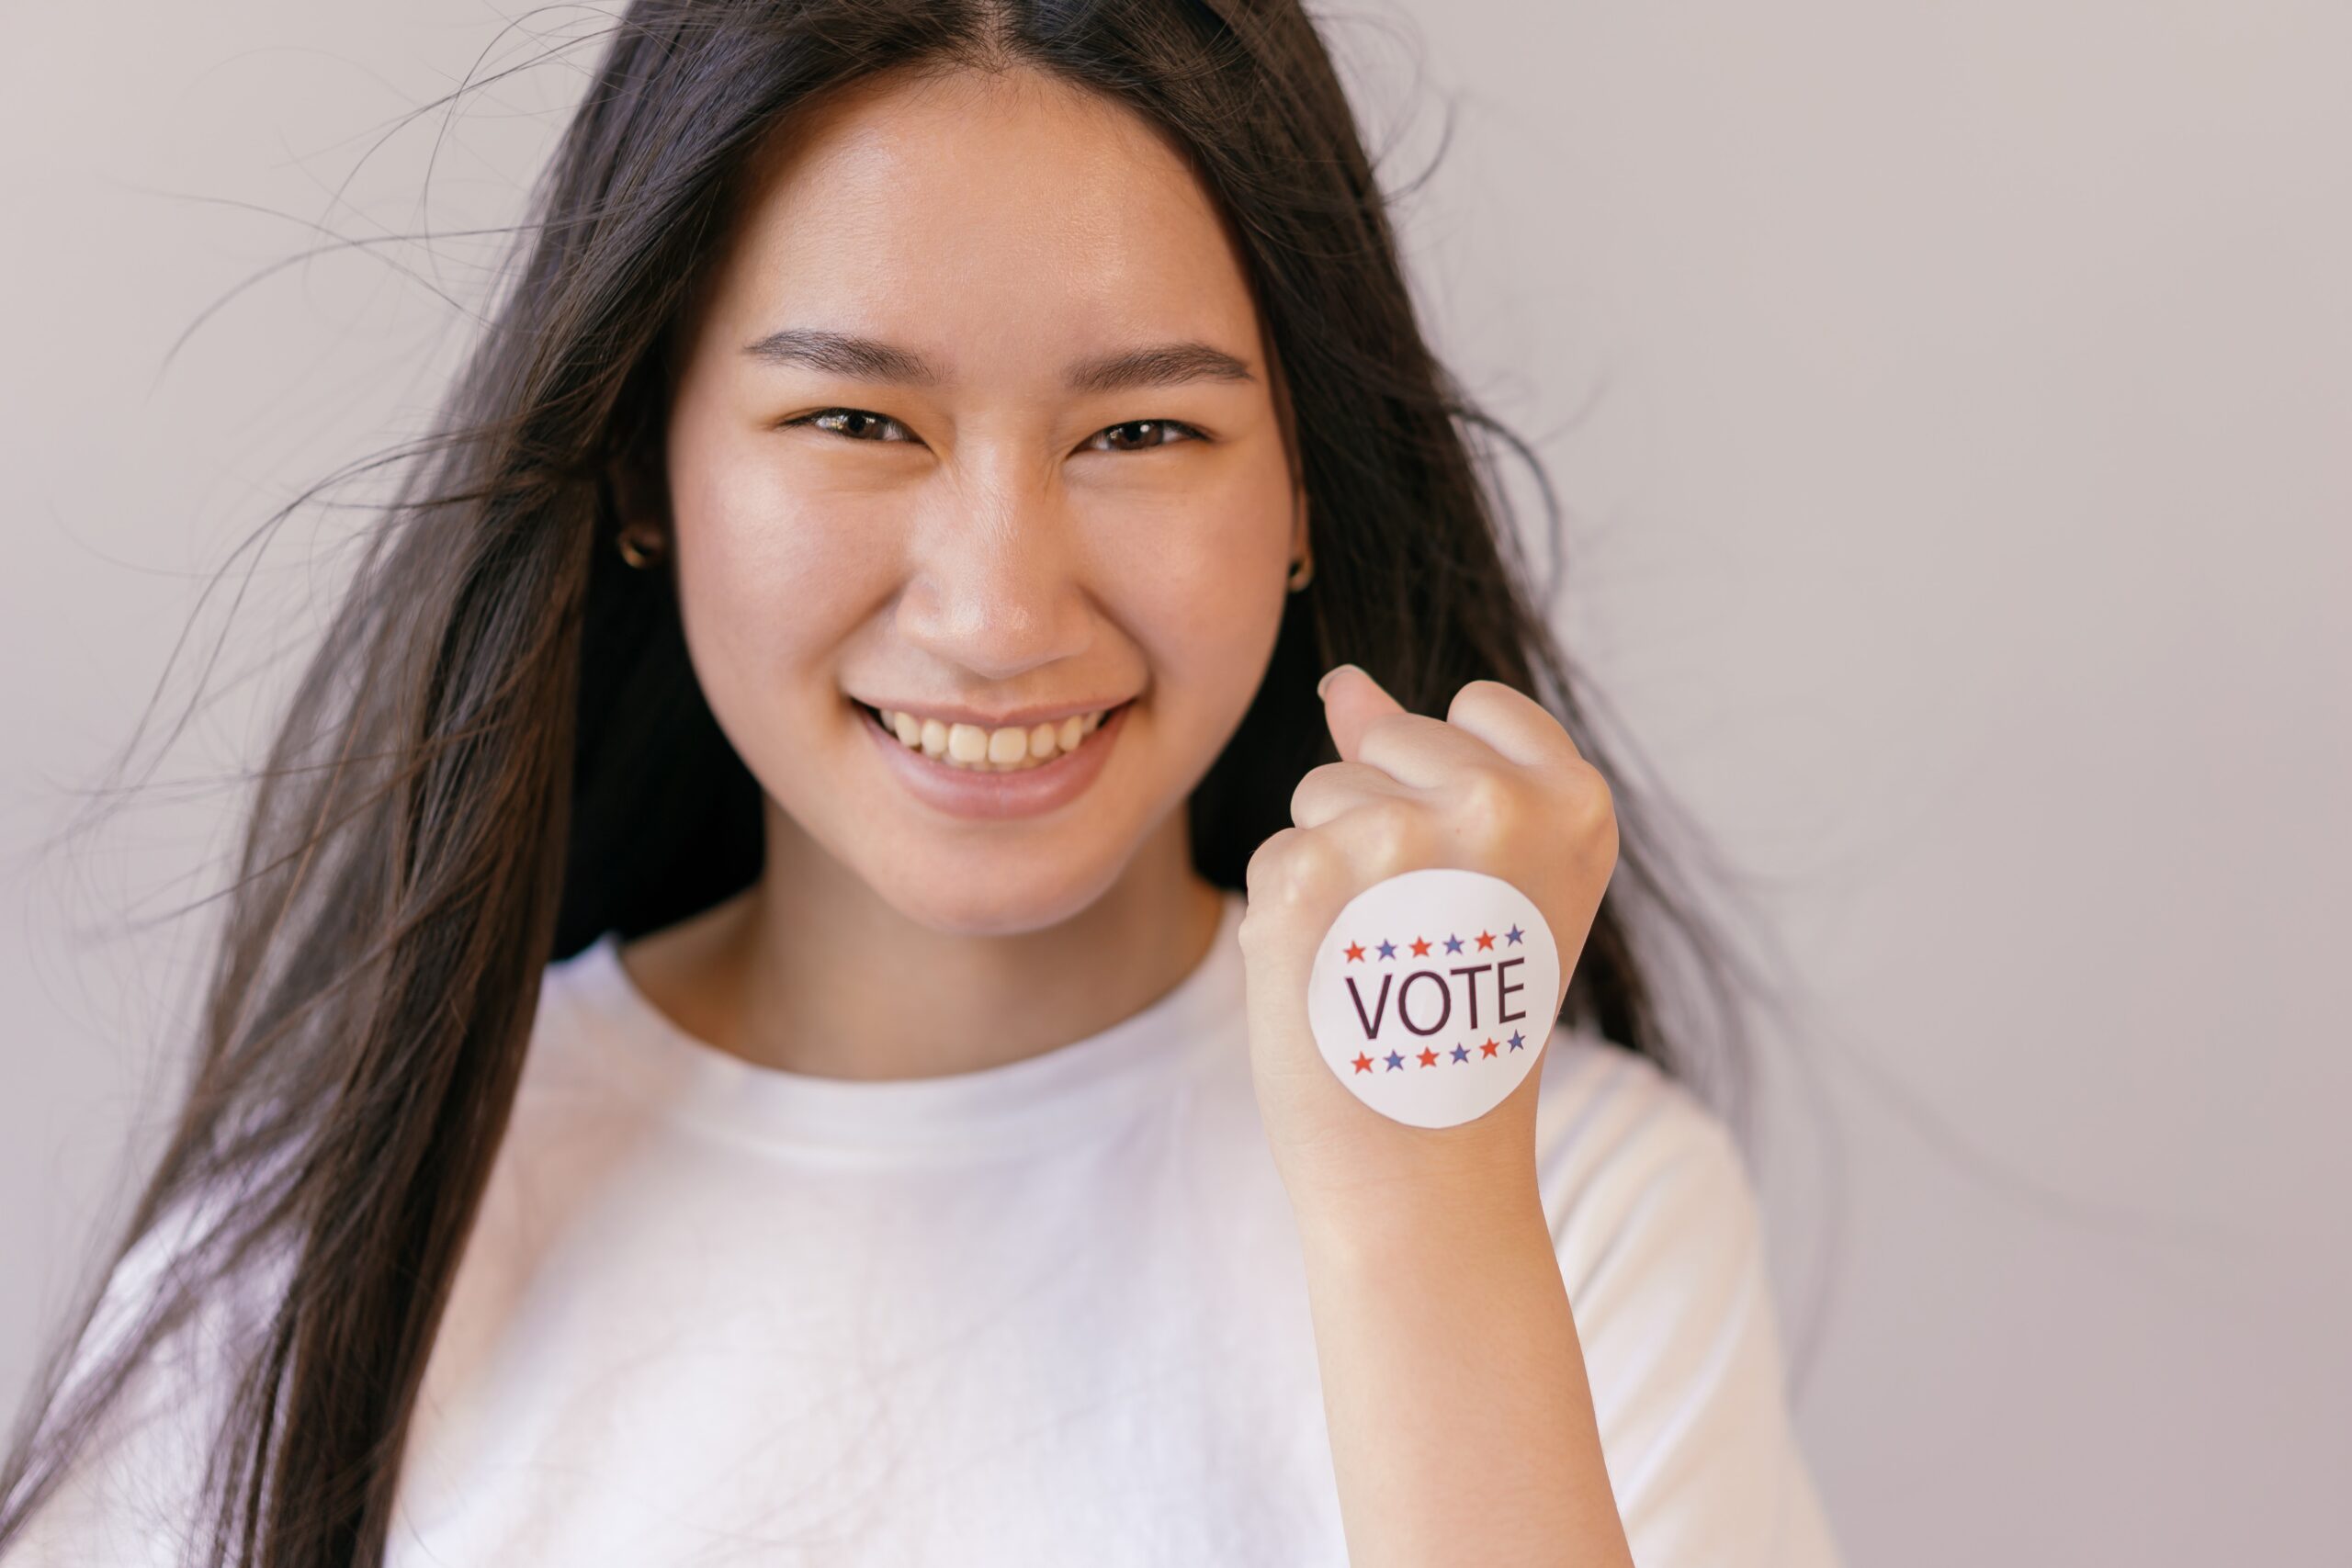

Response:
(741, 328), (1254, 393)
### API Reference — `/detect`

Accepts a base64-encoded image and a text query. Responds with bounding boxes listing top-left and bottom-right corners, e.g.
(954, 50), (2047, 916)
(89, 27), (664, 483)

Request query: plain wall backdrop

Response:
(5, 4), (2346, 1563)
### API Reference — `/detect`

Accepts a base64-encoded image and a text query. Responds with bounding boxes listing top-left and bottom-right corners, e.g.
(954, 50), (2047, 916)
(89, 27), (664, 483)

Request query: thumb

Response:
(1317, 663), (1406, 763)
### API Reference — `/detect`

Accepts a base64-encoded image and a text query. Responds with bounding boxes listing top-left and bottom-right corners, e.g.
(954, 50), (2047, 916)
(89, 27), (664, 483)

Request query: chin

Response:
(863, 855), (1131, 938)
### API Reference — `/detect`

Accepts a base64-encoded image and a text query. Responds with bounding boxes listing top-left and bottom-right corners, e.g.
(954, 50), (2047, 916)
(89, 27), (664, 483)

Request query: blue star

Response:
(1507, 1031), (1526, 1051)
(1385, 1052), (1405, 1070)
(1374, 939), (1397, 960)
(1443, 933), (1464, 953)
(1450, 1043), (1470, 1063)
(1505, 924), (1524, 945)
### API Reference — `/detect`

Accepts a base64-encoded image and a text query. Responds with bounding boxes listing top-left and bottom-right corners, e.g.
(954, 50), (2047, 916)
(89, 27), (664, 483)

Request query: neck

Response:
(630, 807), (1227, 1081)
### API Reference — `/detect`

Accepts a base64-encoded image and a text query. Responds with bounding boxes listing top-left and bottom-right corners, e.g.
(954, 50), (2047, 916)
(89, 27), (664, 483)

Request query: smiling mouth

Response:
(854, 697), (1134, 773)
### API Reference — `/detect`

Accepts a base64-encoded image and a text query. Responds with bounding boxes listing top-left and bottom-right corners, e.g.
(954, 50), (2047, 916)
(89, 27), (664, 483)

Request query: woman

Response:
(0, 2), (1842, 1563)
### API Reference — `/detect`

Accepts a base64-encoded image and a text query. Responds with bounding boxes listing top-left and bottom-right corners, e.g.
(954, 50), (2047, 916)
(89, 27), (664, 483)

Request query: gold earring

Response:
(1286, 554), (1314, 592)
(617, 523), (667, 569)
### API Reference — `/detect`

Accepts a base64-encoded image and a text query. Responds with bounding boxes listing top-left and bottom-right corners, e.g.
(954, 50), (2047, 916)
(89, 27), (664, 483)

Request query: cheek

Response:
(667, 436), (899, 693)
(1078, 458), (1293, 712)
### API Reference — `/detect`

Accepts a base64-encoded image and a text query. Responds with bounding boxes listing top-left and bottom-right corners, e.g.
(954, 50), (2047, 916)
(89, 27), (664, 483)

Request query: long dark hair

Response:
(1, 1), (1765, 1562)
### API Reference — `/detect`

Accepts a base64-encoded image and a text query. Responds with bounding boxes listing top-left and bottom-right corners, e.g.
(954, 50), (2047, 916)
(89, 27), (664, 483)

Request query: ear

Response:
(605, 430), (672, 535)
(1256, 327), (1310, 571)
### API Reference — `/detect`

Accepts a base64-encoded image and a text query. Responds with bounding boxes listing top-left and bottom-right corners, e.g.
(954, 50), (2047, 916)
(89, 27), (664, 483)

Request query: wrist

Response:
(1283, 1145), (1550, 1274)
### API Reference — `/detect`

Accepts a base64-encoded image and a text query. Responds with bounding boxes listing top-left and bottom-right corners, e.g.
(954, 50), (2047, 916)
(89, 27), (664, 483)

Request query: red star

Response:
(1480, 1038), (1499, 1057)
(1351, 1053), (1374, 1074)
(1343, 941), (1365, 962)
(1409, 936), (1430, 956)
(1417, 1046), (1439, 1067)
(1475, 930), (1496, 951)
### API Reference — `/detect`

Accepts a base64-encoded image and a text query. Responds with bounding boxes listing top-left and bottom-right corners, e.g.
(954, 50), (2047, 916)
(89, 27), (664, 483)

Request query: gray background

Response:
(6, 4), (2346, 1562)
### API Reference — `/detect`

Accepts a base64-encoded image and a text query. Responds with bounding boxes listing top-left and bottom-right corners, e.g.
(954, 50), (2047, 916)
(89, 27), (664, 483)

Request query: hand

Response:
(1238, 664), (1621, 1217)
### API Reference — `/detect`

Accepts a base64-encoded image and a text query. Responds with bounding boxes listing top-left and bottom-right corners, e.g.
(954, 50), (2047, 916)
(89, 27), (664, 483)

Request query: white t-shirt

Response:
(9, 886), (1842, 1566)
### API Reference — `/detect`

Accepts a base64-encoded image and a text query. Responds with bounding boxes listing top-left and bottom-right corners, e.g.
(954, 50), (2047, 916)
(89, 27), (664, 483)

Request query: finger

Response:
(1290, 758), (1419, 830)
(1443, 679), (1586, 770)
(1321, 664), (1499, 791)
(1317, 663), (1406, 764)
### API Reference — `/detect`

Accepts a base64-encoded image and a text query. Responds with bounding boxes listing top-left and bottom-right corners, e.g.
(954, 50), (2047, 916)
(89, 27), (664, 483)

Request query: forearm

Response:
(1291, 1160), (1635, 1568)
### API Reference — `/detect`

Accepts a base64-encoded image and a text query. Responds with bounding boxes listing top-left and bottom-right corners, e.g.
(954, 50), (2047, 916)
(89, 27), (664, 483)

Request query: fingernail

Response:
(1317, 663), (1360, 700)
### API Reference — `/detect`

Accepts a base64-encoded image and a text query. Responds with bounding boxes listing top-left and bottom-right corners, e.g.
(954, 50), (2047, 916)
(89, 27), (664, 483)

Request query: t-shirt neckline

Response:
(559, 888), (1247, 1160)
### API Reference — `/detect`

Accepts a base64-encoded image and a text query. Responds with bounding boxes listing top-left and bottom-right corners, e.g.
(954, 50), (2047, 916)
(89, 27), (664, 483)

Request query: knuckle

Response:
(1563, 765), (1620, 852)
(1445, 679), (1510, 723)
(1591, 773), (1620, 835)
(1287, 761), (1348, 823)
(1243, 826), (1345, 917)
(1241, 825), (1295, 898)
(1452, 771), (1520, 852)
(1352, 797), (1425, 875)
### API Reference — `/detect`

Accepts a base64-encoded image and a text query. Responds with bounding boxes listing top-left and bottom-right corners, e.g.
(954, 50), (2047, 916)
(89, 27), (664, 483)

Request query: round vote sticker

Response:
(1306, 867), (1561, 1129)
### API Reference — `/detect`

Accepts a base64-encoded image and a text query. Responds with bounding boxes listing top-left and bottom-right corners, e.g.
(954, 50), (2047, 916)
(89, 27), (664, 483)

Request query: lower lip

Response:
(858, 698), (1132, 820)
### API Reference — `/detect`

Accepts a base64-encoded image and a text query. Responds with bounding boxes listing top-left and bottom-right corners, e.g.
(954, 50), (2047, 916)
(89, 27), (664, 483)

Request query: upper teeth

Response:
(877, 705), (1112, 771)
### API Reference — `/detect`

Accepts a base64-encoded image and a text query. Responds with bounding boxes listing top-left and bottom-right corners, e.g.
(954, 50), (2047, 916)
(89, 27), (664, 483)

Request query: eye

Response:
(788, 408), (915, 443)
(1083, 419), (1204, 453)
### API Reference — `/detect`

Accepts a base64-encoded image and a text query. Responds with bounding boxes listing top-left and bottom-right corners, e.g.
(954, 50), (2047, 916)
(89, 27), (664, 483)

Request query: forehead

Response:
(698, 66), (1261, 373)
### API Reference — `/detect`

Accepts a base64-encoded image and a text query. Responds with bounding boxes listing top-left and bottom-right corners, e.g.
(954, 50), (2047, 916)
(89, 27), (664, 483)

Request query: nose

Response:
(893, 460), (1092, 683)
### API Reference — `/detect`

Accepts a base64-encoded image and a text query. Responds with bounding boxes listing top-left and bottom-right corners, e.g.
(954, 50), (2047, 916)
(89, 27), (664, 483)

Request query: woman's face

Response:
(660, 65), (1303, 933)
